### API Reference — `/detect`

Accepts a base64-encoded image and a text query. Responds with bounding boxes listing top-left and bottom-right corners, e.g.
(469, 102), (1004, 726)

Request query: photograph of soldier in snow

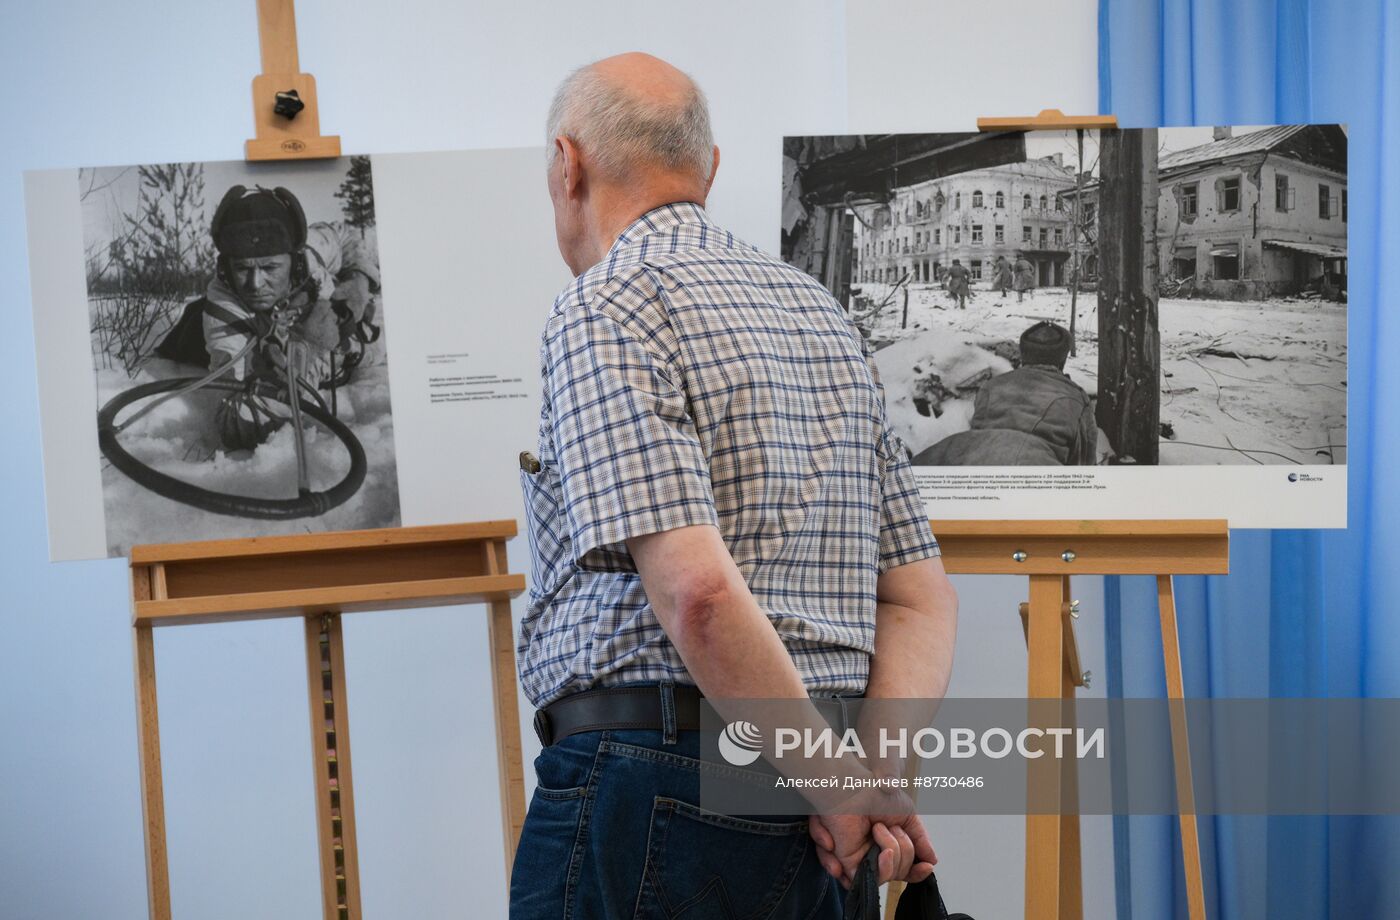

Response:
(80, 156), (400, 556)
(780, 125), (1347, 469)
(917, 321), (1096, 466)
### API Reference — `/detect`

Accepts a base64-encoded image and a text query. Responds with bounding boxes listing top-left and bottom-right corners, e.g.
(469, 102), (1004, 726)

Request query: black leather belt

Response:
(533, 684), (859, 747)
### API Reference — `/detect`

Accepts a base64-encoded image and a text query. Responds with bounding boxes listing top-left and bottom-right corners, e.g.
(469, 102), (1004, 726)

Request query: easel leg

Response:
(1025, 574), (1064, 920)
(305, 614), (362, 920)
(1156, 576), (1207, 920)
(133, 622), (172, 920)
(1058, 577), (1083, 920)
(486, 540), (527, 883)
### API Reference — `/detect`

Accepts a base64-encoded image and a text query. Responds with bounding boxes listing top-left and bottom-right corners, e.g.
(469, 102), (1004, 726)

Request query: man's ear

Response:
(702, 145), (721, 199)
(556, 136), (584, 201)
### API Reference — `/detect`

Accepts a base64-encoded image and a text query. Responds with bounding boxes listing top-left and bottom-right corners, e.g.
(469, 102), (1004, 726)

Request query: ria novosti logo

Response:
(718, 720), (764, 766)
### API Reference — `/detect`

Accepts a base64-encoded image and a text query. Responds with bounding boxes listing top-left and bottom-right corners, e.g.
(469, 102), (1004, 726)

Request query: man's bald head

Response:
(546, 52), (714, 186)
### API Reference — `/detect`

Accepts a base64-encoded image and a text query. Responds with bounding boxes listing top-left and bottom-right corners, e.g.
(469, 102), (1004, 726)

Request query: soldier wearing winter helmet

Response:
(158, 184), (381, 386)
(156, 184), (381, 449)
(916, 321), (1098, 466)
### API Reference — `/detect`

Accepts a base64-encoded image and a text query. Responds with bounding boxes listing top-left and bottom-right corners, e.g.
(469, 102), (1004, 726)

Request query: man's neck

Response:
(586, 182), (705, 264)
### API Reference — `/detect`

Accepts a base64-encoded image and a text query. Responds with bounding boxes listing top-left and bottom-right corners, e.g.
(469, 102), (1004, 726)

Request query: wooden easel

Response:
(879, 113), (1223, 920)
(130, 6), (530, 918)
(882, 521), (1226, 920)
(131, 522), (528, 920)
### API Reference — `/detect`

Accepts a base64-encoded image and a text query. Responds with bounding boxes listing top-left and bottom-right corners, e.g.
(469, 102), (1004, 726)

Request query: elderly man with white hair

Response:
(512, 52), (958, 918)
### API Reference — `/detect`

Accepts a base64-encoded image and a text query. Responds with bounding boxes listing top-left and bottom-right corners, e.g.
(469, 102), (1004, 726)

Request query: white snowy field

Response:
(92, 342), (401, 557)
(860, 281), (1347, 466)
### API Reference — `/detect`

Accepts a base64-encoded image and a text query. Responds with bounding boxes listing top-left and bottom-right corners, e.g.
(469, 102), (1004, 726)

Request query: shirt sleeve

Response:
(876, 424), (941, 572)
(854, 322), (941, 572)
(544, 295), (718, 573)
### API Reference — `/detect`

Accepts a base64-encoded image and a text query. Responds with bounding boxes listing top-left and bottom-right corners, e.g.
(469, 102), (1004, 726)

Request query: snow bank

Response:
(858, 282), (1345, 466)
(96, 363), (401, 556)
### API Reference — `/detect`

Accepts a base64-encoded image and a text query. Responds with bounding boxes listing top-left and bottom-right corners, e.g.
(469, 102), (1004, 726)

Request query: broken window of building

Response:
(1211, 244), (1240, 280)
(1039, 227), (1049, 247)
(1181, 183), (1199, 218)
(1022, 225), (1033, 243)
(1039, 194), (1048, 210)
(971, 224), (983, 244)
(1218, 177), (1241, 212)
(953, 225), (961, 243)
(954, 192), (962, 210)
(972, 190), (984, 208)
(1023, 193), (1032, 209)
(934, 228), (941, 244)
(915, 230), (922, 249)
(995, 191), (1005, 208)
(1174, 247), (1197, 279)
(971, 259), (983, 281)
(1054, 228), (1063, 246)
(1275, 174), (1293, 211)
(995, 224), (1005, 243)
(1319, 183), (1331, 218)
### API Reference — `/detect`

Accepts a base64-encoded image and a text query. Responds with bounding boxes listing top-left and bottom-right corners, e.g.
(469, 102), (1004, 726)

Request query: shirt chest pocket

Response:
(519, 458), (566, 568)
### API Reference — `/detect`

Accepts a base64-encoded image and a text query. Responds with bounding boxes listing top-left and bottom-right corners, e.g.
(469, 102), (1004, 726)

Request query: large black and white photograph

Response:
(782, 125), (1348, 526)
(77, 156), (399, 555)
(27, 147), (571, 560)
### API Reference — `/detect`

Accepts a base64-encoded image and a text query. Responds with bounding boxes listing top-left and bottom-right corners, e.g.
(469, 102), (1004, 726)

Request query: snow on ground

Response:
(861, 281), (1346, 466)
(95, 360), (401, 556)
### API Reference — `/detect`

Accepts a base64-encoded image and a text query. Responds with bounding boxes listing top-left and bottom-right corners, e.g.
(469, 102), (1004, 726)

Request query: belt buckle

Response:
(533, 708), (553, 747)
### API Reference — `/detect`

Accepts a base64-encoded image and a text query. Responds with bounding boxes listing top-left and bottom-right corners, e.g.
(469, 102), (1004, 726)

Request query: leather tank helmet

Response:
(210, 184), (311, 299)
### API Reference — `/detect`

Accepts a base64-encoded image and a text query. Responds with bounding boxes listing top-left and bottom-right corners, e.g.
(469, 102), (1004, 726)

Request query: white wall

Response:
(0, 1), (1103, 917)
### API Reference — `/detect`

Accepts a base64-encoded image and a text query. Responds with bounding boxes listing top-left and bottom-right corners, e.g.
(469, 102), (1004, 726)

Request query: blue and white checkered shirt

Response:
(517, 203), (939, 708)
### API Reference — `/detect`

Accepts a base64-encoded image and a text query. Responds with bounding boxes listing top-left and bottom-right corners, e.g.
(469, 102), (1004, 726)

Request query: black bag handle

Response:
(843, 846), (973, 920)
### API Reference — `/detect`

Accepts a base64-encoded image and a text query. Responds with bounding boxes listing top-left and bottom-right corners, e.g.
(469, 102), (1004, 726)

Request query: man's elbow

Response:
(663, 575), (741, 643)
(878, 557), (958, 623)
(930, 569), (959, 624)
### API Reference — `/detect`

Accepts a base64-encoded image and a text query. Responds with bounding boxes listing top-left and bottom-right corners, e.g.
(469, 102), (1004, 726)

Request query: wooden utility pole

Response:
(1096, 129), (1160, 464)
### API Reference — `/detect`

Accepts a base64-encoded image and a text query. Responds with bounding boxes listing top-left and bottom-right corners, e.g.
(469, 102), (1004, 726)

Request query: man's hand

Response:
(807, 811), (936, 889)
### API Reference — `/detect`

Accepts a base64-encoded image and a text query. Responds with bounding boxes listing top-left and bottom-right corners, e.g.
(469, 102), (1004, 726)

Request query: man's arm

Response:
(629, 523), (932, 889)
(627, 523), (879, 805)
(865, 556), (958, 702)
(627, 523), (808, 701)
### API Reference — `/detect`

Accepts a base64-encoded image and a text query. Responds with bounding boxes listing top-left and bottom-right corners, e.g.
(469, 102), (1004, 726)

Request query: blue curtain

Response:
(1099, 2), (1400, 919)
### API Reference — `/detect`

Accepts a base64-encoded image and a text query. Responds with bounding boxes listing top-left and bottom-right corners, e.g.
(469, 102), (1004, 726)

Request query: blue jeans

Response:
(509, 693), (846, 918)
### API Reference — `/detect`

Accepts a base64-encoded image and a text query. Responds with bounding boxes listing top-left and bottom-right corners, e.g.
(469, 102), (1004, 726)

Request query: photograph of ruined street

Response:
(781, 125), (1347, 467)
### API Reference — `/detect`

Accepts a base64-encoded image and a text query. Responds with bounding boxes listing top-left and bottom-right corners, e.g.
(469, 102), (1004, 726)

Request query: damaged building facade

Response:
(1066, 124), (1348, 299)
(852, 156), (1077, 290)
(1157, 124), (1347, 298)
